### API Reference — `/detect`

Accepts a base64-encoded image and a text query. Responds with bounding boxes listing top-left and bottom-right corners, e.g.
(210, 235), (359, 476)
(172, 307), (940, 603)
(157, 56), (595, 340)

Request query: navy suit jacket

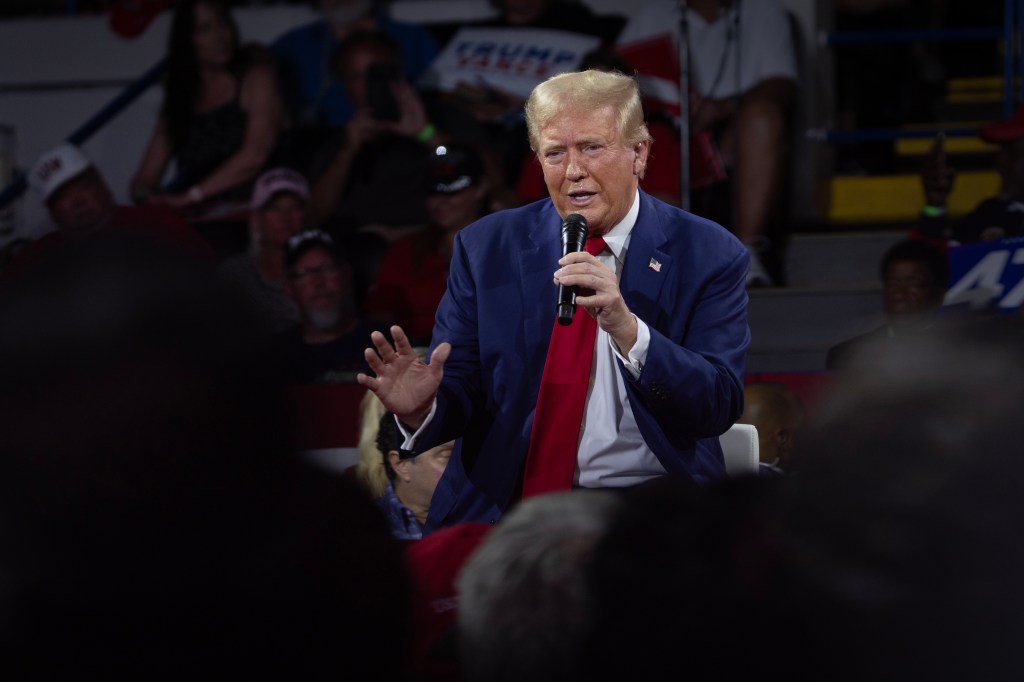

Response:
(418, 191), (750, 531)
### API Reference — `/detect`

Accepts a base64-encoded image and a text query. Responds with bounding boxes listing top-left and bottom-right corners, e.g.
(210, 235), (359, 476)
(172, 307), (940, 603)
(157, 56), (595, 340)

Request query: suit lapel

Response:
(622, 193), (673, 323)
(519, 204), (562, 340)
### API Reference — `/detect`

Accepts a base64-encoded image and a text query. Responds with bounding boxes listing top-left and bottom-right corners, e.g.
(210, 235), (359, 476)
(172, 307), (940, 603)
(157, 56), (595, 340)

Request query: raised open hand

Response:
(356, 325), (450, 429)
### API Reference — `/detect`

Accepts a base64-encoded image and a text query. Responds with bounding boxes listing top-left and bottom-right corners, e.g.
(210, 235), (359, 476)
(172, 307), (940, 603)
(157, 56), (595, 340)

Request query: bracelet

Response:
(188, 185), (204, 204)
(921, 205), (946, 218)
(416, 123), (437, 144)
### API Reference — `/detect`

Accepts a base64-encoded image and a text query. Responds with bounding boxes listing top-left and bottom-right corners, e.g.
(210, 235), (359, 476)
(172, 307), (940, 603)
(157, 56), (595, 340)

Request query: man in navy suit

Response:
(358, 69), (750, 531)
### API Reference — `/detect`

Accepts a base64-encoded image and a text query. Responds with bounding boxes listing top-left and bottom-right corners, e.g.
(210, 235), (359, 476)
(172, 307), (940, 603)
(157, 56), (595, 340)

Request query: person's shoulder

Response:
(460, 199), (552, 239)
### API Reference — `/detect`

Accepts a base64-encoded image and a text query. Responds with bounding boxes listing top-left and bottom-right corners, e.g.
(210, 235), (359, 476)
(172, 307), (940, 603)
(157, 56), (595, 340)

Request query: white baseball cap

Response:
(28, 143), (93, 201)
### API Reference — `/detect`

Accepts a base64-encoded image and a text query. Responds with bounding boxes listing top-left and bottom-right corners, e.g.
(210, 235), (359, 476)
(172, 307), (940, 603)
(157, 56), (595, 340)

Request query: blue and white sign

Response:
(946, 237), (1024, 312)
(418, 27), (600, 99)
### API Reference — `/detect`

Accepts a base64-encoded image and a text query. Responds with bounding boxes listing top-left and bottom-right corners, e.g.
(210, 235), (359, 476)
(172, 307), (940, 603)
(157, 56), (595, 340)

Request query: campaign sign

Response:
(946, 237), (1024, 313)
(418, 27), (600, 99)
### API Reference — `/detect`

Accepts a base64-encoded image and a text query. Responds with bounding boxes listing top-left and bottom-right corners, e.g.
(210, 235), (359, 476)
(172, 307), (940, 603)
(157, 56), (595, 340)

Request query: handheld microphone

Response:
(556, 213), (588, 326)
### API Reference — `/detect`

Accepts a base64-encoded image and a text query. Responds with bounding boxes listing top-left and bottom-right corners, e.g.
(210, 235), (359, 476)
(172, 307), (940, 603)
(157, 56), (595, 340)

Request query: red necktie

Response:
(522, 237), (608, 497)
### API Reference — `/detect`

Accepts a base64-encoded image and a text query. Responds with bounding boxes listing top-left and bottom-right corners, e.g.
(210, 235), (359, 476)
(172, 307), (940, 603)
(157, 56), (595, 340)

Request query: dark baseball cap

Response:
(425, 144), (484, 194)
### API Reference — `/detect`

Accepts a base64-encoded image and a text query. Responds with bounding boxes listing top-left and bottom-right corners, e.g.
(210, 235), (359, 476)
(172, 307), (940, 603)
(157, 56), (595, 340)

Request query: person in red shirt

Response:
(363, 143), (491, 345)
(5, 143), (212, 281)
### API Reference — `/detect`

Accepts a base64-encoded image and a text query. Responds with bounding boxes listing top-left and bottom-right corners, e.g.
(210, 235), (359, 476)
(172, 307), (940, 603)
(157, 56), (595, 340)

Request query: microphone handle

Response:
(556, 242), (580, 326)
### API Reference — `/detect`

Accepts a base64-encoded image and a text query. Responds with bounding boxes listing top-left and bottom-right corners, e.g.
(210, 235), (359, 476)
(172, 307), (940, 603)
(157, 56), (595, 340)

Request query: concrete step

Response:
(746, 285), (884, 373)
(784, 230), (906, 289)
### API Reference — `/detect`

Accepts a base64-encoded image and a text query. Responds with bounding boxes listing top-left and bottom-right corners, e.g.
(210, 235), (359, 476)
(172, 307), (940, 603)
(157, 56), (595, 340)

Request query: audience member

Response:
(775, 322), (1024, 680)
(354, 389), (390, 497)
(218, 167), (308, 333)
(583, 476), (779, 681)
(364, 143), (491, 345)
(918, 107), (1024, 243)
(375, 411), (454, 541)
(359, 69), (749, 531)
(739, 381), (804, 475)
(0, 234), (413, 680)
(456, 490), (622, 682)
(617, 0), (798, 286)
(826, 238), (949, 370)
(404, 522), (492, 682)
(277, 229), (385, 381)
(130, 0), (285, 258)
(6, 142), (211, 280)
(271, 0), (438, 140)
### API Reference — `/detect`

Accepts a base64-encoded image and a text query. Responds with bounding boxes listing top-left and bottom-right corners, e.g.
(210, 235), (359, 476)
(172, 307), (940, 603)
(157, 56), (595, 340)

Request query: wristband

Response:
(921, 205), (946, 218)
(188, 185), (204, 204)
(416, 123), (437, 144)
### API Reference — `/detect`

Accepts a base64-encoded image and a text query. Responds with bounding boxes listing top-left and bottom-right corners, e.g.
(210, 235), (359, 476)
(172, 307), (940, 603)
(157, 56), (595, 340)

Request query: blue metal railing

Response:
(0, 59), (165, 212)
(817, 0), (1021, 142)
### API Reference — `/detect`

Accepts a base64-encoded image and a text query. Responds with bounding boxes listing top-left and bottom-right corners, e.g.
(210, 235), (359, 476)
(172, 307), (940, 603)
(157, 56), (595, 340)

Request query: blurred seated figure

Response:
(617, 0), (798, 287)
(364, 143), (491, 345)
(130, 0), (284, 259)
(309, 30), (498, 237)
(918, 107), (1024, 244)
(218, 167), (309, 333)
(271, 0), (438, 151)
(456, 490), (622, 682)
(375, 411), (453, 541)
(827, 239), (949, 370)
(6, 142), (211, 280)
(278, 229), (386, 382)
(739, 381), (804, 475)
(0, 233), (413, 681)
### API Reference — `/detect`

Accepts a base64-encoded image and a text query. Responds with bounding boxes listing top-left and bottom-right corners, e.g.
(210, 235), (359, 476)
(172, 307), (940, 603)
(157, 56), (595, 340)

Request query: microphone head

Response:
(561, 213), (588, 251)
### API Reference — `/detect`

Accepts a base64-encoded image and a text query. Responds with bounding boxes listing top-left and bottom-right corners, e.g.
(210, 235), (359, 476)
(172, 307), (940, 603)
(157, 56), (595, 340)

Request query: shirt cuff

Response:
(610, 314), (649, 379)
(397, 399), (438, 450)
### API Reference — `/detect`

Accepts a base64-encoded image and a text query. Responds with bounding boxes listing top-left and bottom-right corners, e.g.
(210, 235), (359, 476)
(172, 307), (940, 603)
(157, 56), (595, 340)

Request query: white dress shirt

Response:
(576, 189), (666, 487)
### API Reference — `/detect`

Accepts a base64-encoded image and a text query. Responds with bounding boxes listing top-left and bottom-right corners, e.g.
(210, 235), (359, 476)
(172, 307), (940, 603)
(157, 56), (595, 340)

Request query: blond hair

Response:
(525, 69), (652, 152)
(354, 389), (389, 498)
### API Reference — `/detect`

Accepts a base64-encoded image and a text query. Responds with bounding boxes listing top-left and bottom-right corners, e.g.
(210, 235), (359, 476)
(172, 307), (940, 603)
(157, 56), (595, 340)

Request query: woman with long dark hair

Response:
(130, 0), (283, 217)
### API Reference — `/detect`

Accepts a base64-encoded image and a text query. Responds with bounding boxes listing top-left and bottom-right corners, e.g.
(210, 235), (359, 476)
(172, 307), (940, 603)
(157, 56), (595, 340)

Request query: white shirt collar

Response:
(600, 189), (640, 263)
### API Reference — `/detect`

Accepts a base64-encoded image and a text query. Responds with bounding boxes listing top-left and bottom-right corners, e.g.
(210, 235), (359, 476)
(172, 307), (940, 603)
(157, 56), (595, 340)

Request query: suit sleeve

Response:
(409, 231), (484, 453)
(624, 245), (750, 444)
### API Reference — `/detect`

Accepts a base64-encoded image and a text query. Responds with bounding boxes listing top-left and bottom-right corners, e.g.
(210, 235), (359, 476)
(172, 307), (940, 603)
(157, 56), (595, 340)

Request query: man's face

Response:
(192, 2), (235, 68)
(402, 440), (453, 505)
(47, 170), (115, 236)
(337, 46), (391, 107)
(257, 192), (306, 248)
(884, 260), (944, 321)
(537, 105), (648, 237)
(286, 247), (348, 326)
(425, 182), (487, 231)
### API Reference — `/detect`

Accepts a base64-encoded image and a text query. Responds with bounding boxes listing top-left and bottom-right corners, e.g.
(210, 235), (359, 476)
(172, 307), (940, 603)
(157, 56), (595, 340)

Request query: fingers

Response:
(390, 325), (417, 357)
(429, 342), (451, 375)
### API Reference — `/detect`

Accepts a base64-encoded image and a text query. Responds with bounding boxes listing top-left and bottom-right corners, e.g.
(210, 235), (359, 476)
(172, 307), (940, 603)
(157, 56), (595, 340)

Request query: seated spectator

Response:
(827, 239), (949, 370)
(738, 381), (805, 475)
(278, 229), (386, 382)
(271, 0), (438, 163)
(617, 0), (798, 286)
(918, 108), (1024, 244)
(219, 167), (309, 333)
(0, 233), (413, 680)
(6, 142), (211, 280)
(375, 410), (454, 541)
(364, 143), (491, 345)
(456, 490), (622, 682)
(130, 0), (284, 259)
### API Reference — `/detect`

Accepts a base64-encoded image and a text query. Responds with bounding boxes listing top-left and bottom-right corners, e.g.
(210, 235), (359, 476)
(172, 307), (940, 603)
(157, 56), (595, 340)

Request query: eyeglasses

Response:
(288, 263), (341, 283)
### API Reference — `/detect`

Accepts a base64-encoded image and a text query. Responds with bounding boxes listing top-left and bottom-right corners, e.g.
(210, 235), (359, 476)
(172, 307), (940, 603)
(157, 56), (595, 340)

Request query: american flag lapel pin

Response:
(648, 258), (662, 273)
